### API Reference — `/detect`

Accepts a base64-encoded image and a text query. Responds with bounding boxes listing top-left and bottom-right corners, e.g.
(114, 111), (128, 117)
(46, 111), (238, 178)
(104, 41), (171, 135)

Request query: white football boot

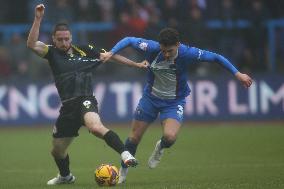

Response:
(148, 140), (164, 168)
(118, 167), (128, 184)
(47, 173), (75, 185)
(121, 151), (138, 167)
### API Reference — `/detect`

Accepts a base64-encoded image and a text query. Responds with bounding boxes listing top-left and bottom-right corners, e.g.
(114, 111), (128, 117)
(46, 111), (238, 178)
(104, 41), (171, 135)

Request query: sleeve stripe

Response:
(72, 45), (87, 57)
(39, 44), (49, 58)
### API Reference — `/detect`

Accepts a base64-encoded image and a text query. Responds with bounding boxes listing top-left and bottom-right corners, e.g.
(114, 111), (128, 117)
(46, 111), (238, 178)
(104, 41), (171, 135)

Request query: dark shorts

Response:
(53, 96), (98, 138)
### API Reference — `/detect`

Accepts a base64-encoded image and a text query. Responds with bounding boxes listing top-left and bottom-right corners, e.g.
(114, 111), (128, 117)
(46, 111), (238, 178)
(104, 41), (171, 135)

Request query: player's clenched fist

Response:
(100, 51), (113, 63)
(138, 60), (150, 69)
(35, 4), (45, 19)
(235, 72), (253, 89)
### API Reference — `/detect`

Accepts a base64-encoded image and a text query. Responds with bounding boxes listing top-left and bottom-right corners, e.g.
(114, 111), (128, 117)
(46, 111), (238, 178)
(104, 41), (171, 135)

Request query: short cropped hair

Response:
(158, 28), (180, 46)
(52, 23), (71, 35)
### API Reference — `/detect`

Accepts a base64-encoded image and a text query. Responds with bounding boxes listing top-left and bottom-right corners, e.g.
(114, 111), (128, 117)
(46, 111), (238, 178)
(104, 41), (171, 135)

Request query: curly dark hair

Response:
(158, 28), (180, 46)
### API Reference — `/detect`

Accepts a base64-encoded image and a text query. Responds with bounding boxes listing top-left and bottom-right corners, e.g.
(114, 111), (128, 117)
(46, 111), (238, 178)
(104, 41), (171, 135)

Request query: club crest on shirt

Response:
(83, 100), (92, 109)
(138, 42), (148, 51)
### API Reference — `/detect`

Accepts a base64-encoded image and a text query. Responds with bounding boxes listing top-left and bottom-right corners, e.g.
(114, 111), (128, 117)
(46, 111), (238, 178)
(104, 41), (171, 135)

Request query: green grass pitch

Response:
(0, 122), (284, 189)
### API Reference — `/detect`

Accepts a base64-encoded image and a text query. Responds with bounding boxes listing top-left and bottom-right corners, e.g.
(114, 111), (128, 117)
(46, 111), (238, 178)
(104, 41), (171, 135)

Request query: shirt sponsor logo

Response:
(68, 58), (100, 62)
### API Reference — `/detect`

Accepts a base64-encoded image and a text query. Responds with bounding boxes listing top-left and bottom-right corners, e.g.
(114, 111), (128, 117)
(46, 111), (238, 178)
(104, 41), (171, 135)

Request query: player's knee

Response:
(51, 149), (65, 159)
(84, 113), (105, 136)
(89, 125), (103, 136)
(85, 119), (101, 129)
(84, 112), (101, 126)
(89, 124), (108, 138)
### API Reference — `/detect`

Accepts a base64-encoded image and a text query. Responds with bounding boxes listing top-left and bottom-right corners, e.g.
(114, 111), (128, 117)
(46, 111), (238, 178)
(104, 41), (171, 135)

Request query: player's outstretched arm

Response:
(101, 37), (145, 62)
(27, 4), (48, 57)
(189, 47), (253, 88)
(205, 52), (253, 88)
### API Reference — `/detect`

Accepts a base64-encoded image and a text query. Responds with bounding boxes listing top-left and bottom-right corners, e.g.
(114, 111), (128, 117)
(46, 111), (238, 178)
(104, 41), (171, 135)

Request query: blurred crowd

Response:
(1, 0), (284, 81)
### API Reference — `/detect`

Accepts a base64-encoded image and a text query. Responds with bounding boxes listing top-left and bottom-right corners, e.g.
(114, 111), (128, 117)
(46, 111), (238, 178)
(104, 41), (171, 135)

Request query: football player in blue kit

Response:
(101, 27), (253, 183)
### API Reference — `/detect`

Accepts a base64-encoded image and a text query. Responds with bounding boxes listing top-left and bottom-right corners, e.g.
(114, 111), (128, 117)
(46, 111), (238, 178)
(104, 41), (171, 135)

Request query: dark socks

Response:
(160, 136), (175, 149)
(121, 138), (138, 168)
(125, 138), (138, 155)
(54, 154), (70, 177)
(103, 130), (125, 154)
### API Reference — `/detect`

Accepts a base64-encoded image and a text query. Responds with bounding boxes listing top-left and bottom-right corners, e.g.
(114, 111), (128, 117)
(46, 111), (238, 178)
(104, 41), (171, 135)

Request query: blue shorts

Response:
(134, 94), (186, 123)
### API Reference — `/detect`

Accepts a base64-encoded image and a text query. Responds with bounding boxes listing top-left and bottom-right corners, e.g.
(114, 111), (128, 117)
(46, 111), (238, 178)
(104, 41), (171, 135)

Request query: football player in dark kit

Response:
(27, 4), (146, 185)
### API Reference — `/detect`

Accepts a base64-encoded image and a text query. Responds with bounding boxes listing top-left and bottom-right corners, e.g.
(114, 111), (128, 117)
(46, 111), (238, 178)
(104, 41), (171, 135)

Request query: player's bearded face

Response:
(160, 43), (179, 60)
(52, 31), (72, 52)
